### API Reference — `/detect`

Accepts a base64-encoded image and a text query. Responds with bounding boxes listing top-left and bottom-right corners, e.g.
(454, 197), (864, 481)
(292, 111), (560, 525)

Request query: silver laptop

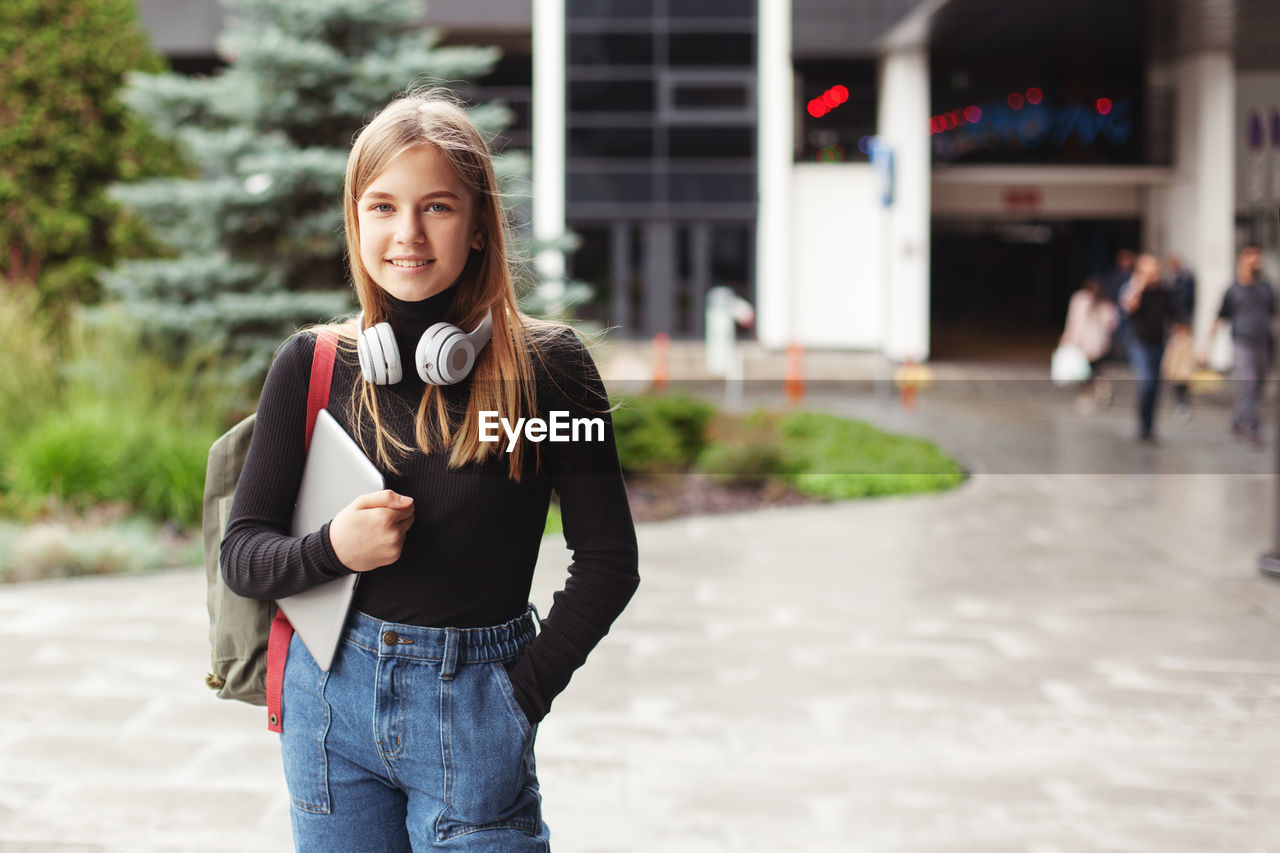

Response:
(280, 408), (384, 671)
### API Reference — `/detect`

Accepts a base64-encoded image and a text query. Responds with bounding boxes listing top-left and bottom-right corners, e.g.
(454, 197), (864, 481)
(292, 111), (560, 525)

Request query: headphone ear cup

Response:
(375, 323), (403, 384)
(357, 322), (402, 385)
(357, 326), (379, 384)
(416, 322), (475, 385)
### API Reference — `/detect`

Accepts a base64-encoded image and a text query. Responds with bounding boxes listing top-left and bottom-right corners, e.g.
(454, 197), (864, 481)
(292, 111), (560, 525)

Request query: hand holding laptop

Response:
(330, 490), (415, 573)
(281, 408), (389, 671)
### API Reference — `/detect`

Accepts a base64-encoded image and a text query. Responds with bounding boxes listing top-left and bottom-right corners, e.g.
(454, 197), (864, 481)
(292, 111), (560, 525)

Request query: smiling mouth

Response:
(387, 259), (433, 269)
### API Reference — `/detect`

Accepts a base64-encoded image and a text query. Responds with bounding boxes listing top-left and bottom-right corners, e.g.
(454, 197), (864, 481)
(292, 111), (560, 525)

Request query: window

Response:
(568, 0), (653, 18)
(667, 126), (753, 159)
(568, 79), (655, 113)
(567, 33), (653, 66)
(668, 33), (754, 67)
(570, 126), (656, 158)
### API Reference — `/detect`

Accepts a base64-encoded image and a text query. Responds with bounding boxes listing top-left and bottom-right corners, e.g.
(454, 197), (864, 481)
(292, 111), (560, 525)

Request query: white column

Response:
(755, 0), (792, 349)
(1166, 51), (1236, 347)
(533, 0), (567, 296)
(877, 46), (932, 362)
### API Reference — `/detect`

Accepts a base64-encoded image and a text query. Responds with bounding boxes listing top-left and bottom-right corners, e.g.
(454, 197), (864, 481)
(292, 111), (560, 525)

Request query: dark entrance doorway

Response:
(569, 220), (754, 339)
(930, 217), (1140, 361)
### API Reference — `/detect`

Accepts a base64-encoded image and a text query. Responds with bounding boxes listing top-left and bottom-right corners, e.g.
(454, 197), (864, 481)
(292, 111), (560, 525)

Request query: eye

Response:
(369, 202), (393, 214)
(426, 202), (451, 213)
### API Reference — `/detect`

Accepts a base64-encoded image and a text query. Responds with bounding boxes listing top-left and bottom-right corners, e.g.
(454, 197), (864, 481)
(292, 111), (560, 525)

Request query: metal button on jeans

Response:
(383, 630), (400, 646)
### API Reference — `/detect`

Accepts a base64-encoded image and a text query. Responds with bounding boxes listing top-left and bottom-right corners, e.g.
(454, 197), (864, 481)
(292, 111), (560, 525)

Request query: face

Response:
(357, 144), (483, 302)
(1240, 248), (1263, 280)
(1135, 254), (1159, 284)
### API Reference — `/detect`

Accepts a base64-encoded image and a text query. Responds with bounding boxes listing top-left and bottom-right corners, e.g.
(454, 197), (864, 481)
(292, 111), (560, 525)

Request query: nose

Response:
(395, 211), (425, 245)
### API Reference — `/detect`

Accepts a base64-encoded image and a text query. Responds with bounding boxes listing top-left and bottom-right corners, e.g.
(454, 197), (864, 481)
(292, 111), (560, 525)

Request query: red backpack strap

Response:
(305, 330), (338, 450)
(267, 329), (339, 733)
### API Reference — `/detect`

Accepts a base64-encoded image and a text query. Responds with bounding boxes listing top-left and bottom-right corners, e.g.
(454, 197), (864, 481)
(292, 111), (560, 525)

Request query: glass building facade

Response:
(564, 0), (758, 337)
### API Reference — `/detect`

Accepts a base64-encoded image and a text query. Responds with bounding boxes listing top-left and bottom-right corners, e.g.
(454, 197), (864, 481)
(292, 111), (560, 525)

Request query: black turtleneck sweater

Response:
(221, 286), (639, 725)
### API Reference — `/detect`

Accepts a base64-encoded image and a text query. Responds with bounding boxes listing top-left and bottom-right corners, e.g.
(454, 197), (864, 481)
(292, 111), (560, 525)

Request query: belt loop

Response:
(441, 627), (459, 681)
(528, 602), (541, 634)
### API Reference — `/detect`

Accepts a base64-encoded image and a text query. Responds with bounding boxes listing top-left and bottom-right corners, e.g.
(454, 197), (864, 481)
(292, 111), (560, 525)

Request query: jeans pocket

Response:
(437, 662), (541, 839)
(492, 660), (533, 737)
(280, 633), (333, 815)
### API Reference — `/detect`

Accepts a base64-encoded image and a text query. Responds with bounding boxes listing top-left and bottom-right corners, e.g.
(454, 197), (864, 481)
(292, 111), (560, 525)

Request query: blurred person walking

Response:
(1164, 254), (1197, 420)
(1201, 245), (1275, 448)
(1059, 276), (1118, 410)
(1121, 253), (1176, 444)
(1104, 249), (1138, 304)
(1104, 248), (1137, 363)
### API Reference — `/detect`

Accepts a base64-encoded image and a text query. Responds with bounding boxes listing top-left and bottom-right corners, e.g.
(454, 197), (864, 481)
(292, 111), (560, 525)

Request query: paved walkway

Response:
(1, 378), (1279, 851)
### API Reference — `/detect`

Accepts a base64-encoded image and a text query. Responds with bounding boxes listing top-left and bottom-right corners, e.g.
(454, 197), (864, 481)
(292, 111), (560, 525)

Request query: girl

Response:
(221, 90), (639, 851)
(1059, 276), (1118, 409)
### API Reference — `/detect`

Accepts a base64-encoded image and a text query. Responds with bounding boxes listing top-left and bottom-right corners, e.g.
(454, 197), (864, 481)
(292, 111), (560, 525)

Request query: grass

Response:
(776, 411), (968, 499)
(692, 408), (967, 499)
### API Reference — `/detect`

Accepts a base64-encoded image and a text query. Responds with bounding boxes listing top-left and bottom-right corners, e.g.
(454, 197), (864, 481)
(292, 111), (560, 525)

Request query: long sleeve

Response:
(220, 332), (353, 600)
(503, 329), (640, 724)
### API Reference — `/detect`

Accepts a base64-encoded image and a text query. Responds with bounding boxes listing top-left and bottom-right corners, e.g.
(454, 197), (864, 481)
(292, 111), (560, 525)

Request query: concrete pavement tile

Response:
(0, 689), (140, 730)
(2, 733), (196, 783)
(6, 783), (291, 852)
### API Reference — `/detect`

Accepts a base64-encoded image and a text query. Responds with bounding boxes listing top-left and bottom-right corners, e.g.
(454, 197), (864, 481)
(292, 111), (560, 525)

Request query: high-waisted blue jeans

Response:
(280, 608), (550, 852)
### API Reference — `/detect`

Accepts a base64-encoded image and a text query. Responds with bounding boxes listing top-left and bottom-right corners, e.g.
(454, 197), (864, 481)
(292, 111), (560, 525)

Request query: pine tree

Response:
(105, 0), (518, 387)
(0, 0), (182, 317)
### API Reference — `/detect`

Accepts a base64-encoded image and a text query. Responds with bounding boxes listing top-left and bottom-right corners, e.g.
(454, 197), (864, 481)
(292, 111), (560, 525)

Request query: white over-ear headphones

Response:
(356, 311), (494, 386)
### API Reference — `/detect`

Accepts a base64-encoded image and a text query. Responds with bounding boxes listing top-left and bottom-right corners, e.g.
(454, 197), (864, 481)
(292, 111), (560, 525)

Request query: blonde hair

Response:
(334, 88), (553, 480)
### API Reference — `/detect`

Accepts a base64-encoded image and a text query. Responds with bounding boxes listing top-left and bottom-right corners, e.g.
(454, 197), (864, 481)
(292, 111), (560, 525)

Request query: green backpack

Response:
(202, 332), (337, 710)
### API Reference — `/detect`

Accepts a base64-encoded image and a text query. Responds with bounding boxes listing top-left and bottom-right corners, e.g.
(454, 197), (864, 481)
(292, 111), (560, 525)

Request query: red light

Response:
(1026, 87), (1043, 105)
(822, 90), (841, 109)
(830, 85), (849, 104)
(950, 108), (964, 126)
(808, 99), (827, 118)
(964, 105), (981, 123)
(1096, 97), (1113, 115)
(1007, 92), (1024, 110)
(945, 114), (957, 130)
(929, 116), (939, 133)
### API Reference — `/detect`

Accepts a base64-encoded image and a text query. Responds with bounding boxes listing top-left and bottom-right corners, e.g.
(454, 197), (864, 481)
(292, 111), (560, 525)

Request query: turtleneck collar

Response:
(382, 285), (459, 388)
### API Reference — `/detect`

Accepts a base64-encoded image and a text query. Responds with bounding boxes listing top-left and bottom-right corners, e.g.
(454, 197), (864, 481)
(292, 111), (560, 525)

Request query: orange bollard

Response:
(893, 359), (933, 410)
(651, 332), (670, 392)
(900, 377), (917, 409)
(784, 343), (805, 406)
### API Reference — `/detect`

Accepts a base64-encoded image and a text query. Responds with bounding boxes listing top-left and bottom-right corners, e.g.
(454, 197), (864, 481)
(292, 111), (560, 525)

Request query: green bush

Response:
(777, 412), (966, 500)
(643, 394), (715, 462)
(7, 408), (132, 511)
(2, 310), (229, 527)
(694, 410), (801, 486)
(695, 439), (803, 486)
(124, 427), (218, 526)
(611, 393), (714, 475)
(0, 286), (58, 454)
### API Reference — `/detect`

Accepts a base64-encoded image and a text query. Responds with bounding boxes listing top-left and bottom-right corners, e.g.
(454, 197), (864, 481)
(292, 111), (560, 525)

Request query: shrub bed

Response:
(612, 394), (967, 513)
